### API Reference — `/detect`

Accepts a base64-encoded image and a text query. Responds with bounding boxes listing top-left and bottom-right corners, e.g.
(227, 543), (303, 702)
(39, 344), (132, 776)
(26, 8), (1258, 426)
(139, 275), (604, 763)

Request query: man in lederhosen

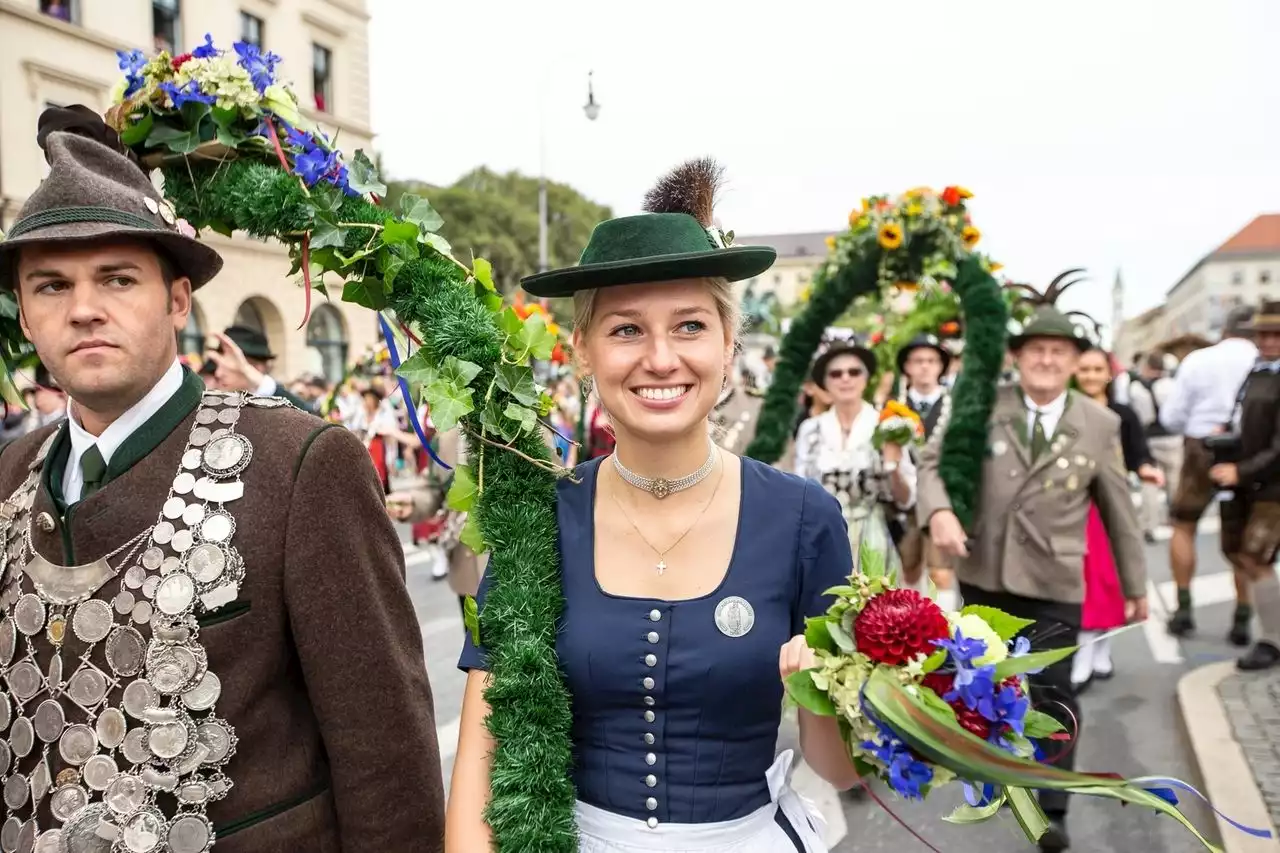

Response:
(0, 108), (443, 851)
(918, 306), (1147, 852)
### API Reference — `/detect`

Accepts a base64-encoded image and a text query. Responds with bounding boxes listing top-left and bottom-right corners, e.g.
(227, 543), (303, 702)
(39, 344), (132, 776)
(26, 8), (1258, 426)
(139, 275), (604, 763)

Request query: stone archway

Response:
(230, 295), (286, 365)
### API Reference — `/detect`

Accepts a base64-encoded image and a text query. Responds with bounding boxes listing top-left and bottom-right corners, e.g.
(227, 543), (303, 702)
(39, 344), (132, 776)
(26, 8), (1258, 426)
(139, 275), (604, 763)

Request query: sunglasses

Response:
(826, 367), (865, 380)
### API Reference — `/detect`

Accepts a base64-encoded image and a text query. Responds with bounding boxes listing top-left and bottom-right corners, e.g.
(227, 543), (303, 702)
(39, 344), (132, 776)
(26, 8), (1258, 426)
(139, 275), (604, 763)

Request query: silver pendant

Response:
(201, 434), (251, 478)
(714, 596), (754, 638)
(166, 814), (212, 853)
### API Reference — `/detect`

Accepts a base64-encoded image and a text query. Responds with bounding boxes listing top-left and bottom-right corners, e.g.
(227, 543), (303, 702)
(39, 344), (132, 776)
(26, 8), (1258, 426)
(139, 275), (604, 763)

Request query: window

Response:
(1262, 270), (1273, 285)
(40, 0), (75, 23)
(312, 44), (332, 112)
(177, 308), (203, 356)
(306, 305), (348, 382)
(1231, 270), (1244, 285)
(240, 11), (264, 47)
(152, 0), (181, 55)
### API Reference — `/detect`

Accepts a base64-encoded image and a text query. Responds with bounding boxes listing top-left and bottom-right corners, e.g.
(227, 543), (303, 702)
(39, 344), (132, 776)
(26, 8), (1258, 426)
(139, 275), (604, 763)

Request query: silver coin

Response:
(15, 821), (33, 853)
(9, 715), (33, 757)
(180, 503), (205, 527)
(209, 428), (228, 440)
(82, 754), (117, 791)
(202, 434), (249, 475)
(141, 576), (160, 600)
(67, 667), (108, 708)
(217, 407), (241, 425)
(163, 498), (186, 521)
(96, 707), (127, 749)
(71, 599), (113, 643)
(172, 472), (196, 495)
(122, 680), (158, 719)
(3, 773), (28, 810)
(0, 691), (10, 731)
(106, 627), (145, 677)
(147, 721), (189, 760)
(155, 573), (195, 617)
(114, 590), (136, 615)
(32, 699), (65, 743)
(131, 601), (153, 625)
(181, 450), (202, 471)
(181, 672), (221, 712)
(146, 642), (203, 694)
(123, 565), (146, 590)
(199, 512), (233, 543)
(0, 617), (14, 665)
(122, 808), (165, 853)
(49, 784), (88, 822)
(29, 756), (49, 801)
(185, 544), (226, 584)
(0, 818), (16, 853)
(6, 660), (42, 700)
(713, 596), (755, 638)
(104, 774), (146, 815)
(189, 426), (212, 447)
(58, 724), (97, 765)
(121, 728), (151, 765)
(14, 594), (46, 635)
(171, 529), (194, 554)
(196, 718), (234, 765)
(141, 548), (163, 571)
(160, 556), (181, 576)
(33, 830), (61, 853)
(152, 522), (175, 546)
(0, 740), (8, 776)
(167, 815), (211, 853)
(60, 802), (111, 852)
(194, 408), (217, 425)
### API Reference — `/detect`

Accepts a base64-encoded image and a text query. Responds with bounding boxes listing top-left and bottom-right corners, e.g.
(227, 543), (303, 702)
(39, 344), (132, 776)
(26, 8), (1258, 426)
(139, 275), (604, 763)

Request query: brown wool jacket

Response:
(0, 370), (444, 852)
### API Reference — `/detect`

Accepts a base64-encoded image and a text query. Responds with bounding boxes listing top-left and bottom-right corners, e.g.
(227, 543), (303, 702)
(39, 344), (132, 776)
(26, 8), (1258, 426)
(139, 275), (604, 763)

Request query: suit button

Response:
(646, 753), (656, 765)
(647, 632), (660, 644)
(645, 775), (657, 788)
(36, 512), (55, 533)
(645, 654), (657, 667)
(642, 677), (655, 690)
(646, 797), (658, 810)
(644, 711), (655, 723)
(647, 817), (659, 829)
(644, 733), (655, 745)
(649, 609), (661, 622)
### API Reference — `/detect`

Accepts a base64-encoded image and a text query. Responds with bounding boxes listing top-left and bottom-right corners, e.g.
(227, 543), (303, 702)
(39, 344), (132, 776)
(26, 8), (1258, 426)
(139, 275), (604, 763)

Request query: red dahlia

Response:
(853, 588), (950, 667)
(955, 706), (992, 739)
(172, 52), (194, 69)
(921, 671), (953, 697)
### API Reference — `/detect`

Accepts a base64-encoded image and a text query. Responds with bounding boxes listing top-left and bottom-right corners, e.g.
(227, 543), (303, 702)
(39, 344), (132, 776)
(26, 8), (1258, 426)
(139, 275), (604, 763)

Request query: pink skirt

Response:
(1081, 503), (1126, 631)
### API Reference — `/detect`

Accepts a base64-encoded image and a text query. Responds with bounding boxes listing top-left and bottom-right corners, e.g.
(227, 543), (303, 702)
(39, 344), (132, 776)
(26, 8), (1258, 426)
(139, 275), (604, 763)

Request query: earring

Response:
(582, 375), (594, 397)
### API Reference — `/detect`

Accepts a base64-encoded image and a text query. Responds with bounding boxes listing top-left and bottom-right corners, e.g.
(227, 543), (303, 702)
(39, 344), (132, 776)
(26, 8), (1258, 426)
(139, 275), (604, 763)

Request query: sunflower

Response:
(962, 225), (981, 248)
(848, 209), (861, 228)
(826, 234), (837, 251)
(878, 222), (905, 250)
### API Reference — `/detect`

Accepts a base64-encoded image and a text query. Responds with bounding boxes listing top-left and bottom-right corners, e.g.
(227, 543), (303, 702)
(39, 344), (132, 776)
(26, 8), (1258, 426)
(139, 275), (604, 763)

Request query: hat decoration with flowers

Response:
(520, 158), (777, 297)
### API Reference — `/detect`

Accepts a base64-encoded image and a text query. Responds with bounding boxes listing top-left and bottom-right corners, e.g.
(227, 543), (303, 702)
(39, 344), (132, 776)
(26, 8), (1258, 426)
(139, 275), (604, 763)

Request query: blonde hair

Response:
(572, 277), (742, 345)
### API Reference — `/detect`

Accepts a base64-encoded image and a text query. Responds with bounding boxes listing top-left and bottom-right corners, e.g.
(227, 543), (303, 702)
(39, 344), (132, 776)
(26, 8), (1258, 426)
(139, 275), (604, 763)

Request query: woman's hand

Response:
(779, 634), (816, 682)
(1137, 463), (1165, 488)
(882, 442), (903, 465)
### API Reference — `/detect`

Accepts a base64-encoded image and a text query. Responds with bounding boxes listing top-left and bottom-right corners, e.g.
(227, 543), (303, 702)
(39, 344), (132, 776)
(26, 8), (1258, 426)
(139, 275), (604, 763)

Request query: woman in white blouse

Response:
(794, 343), (916, 569)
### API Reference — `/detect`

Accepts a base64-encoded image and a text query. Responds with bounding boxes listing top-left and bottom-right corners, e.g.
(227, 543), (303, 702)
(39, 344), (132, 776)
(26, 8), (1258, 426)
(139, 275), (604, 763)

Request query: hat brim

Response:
(0, 220), (223, 290)
(520, 246), (776, 297)
(896, 341), (952, 375)
(1007, 332), (1090, 353)
(813, 344), (878, 389)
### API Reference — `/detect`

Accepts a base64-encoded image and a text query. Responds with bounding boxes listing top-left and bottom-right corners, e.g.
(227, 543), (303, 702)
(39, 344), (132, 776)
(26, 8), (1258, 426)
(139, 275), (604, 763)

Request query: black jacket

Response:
(1236, 367), (1280, 501)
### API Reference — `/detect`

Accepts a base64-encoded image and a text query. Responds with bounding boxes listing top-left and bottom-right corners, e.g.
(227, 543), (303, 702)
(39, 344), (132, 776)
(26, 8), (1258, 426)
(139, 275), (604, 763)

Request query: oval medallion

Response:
(131, 601), (153, 625)
(141, 548), (163, 571)
(45, 655), (62, 692)
(152, 522), (175, 546)
(49, 784), (88, 822)
(0, 691), (10, 731)
(96, 707), (127, 749)
(146, 641), (204, 694)
(216, 407), (240, 426)
(171, 528), (195, 554)
(121, 728), (151, 765)
(196, 718), (234, 765)
(202, 434), (251, 477)
(71, 599), (113, 643)
(60, 802), (111, 852)
(156, 573), (195, 617)
(106, 627), (145, 677)
(173, 472), (196, 496)
(83, 754), (117, 791)
(58, 724), (97, 765)
(32, 699), (65, 743)
(181, 672), (221, 712)
(67, 667), (108, 707)
(33, 830), (61, 853)
(105, 775), (146, 816)
(147, 721), (189, 760)
(14, 594), (46, 635)
(122, 680), (159, 719)
(16, 821), (34, 853)
(167, 815), (211, 853)
(30, 758), (50, 802)
(0, 740), (8, 776)
(0, 818), (17, 853)
(3, 774), (28, 810)
(186, 544), (226, 585)
(181, 450), (202, 471)
(195, 408), (217, 426)
(713, 596), (755, 638)
(199, 512), (233, 544)
(122, 807), (165, 853)
(9, 715), (33, 757)
(189, 427), (212, 448)
(160, 556), (181, 576)
(0, 617), (14, 665)
(6, 660), (42, 700)
(141, 576), (160, 600)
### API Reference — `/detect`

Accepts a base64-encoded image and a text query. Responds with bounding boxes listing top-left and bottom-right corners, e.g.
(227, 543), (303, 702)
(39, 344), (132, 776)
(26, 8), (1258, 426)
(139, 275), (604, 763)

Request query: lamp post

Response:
(538, 71), (600, 273)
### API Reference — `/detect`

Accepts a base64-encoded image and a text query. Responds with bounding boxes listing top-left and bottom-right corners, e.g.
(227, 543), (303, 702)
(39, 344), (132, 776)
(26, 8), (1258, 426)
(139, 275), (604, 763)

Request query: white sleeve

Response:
(794, 418), (819, 480)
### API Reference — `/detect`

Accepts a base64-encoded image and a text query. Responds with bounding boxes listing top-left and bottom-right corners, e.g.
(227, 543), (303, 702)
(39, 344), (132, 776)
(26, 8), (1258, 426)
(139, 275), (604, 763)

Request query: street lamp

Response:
(539, 71), (600, 272)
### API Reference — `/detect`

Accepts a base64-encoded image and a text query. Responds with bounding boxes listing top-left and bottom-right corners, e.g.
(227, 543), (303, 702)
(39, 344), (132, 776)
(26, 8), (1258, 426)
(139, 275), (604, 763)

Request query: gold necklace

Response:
(607, 451), (726, 575)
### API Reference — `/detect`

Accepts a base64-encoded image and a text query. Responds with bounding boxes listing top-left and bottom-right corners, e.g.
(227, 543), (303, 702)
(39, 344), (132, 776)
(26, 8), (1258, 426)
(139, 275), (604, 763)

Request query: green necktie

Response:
(1030, 410), (1049, 461)
(80, 444), (107, 500)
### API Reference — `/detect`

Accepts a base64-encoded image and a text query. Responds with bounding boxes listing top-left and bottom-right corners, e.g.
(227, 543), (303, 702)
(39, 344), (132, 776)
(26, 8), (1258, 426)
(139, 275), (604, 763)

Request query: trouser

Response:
(960, 584), (1082, 817)
(1141, 436), (1183, 531)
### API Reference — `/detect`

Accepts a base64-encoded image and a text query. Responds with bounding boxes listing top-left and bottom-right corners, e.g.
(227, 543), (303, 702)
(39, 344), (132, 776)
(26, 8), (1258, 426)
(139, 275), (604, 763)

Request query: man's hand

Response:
(929, 510), (969, 558)
(1125, 596), (1149, 623)
(1137, 464), (1165, 488)
(204, 332), (265, 393)
(1209, 463), (1239, 487)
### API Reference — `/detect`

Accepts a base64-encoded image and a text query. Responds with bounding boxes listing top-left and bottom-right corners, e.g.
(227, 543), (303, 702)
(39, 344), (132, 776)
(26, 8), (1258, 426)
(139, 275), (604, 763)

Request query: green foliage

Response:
(784, 670), (837, 717)
(991, 645), (1077, 682)
(959, 605), (1034, 643)
(1022, 709), (1067, 739)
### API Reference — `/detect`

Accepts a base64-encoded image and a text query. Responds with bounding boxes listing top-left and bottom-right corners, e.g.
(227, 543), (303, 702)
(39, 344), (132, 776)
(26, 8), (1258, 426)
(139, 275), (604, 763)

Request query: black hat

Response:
(896, 333), (952, 375)
(222, 325), (275, 361)
(812, 343), (877, 389)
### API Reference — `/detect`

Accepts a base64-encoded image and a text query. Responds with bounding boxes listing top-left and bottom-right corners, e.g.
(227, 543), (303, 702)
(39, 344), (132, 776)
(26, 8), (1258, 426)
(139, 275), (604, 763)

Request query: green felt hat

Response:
(521, 158), (776, 297)
(1008, 307), (1091, 352)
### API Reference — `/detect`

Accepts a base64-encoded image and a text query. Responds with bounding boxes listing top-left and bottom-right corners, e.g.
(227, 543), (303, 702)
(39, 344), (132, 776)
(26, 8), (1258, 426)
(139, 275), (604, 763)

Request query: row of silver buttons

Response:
(644, 608), (660, 829)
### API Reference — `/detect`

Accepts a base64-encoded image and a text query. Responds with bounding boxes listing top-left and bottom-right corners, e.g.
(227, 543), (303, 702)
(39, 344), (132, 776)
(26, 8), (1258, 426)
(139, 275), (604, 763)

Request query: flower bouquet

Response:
(785, 543), (1257, 850)
(871, 401), (924, 450)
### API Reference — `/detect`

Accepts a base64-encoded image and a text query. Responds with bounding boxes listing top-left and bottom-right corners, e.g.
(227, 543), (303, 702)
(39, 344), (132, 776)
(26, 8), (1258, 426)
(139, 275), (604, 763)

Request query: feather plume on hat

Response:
(642, 157), (725, 228)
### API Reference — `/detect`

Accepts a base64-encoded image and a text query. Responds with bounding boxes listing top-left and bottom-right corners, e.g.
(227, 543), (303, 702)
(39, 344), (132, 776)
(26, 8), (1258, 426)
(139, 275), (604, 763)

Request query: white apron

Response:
(575, 751), (826, 853)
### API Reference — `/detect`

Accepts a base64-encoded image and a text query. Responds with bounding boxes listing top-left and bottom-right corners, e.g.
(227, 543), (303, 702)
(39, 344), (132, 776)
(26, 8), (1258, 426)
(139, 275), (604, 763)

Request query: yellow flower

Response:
(962, 225), (982, 248)
(848, 209), (860, 228)
(861, 197), (871, 212)
(956, 186), (974, 199)
(825, 235), (837, 251)
(878, 222), (904, 250)
(856, 216), (870, 230)
(905, 202), (923, 218)
(950, 613), (1008, 665)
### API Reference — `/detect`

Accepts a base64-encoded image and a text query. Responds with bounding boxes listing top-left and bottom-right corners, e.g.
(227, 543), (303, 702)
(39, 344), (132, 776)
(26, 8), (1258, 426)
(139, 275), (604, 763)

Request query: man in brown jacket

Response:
(0, 110), (443, 852)
(919, 307), (1147, 853)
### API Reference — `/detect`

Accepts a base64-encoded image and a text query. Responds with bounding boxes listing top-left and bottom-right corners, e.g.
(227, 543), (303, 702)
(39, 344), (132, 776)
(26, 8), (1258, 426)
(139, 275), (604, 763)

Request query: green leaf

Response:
(462, 594), (480, 646)
(826, 621), (855, 653)
(495, 363), (539, 406)
(1022, 709), (1067, 739)
(960, 605), (1035, 643)
(348, 149), (388, 196)
(207, 219), (234, 238)
(119, 112), (153, 146)
(400, 193), (445, 232)
(422, 380), (474, 433)
(1005, 786), (1050, 842)
(784, 670), (837, 717)
(396, 349), (438, 387)
(473, 257), (496, 292)
(211, 106), (239, 129)
(179, 100), (211, 129)
(821, 585), (859, 597)
(335, 246), (380, 268)
(147, 123), (200, 154)
(309, 214), (348, 251)
(804, 616), (837, 654)
(440, 356), (482, 389)
(498, 308), (525, 338)
(479, 397), (512, 442)
(944, 796), (1005, 825)
(503, 402), (538, 436)
(858, 539), (885, 579)
(378, 251), (406, 287)
(446, 465), (479, 513)
(515, 313), (557, 361)
(536, 390), (555, 418)
(340, 278), (388, 310)
(991, 645), (1077, 682)
(921, 649), (946, 674)
(459, 514), (487, 555)
(381, 218), (420, 245)
(214, 124), (239, 148)
(423, 232), (453, 257)
(916, 683), (958, 720)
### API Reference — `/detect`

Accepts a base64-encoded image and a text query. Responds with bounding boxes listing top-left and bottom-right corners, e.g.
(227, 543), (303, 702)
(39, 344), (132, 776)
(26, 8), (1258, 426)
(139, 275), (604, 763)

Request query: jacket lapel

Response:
(992, 388), (1032, 468)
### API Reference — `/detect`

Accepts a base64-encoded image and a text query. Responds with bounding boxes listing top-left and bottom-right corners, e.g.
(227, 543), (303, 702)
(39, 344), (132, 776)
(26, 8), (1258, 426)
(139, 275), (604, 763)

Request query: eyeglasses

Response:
(826, 367), (865, 380)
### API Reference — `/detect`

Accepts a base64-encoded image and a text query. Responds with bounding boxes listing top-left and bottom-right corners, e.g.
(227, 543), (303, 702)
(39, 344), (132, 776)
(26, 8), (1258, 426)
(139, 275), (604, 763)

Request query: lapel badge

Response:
(991, 439), (1008, 458)
(1066, 473), (1080, 491)
(1056, 457), (1069, 469)
(1043, 478), (1055, 491)
(715, 596), (755, 638)
(1074, 455), (1087, 467)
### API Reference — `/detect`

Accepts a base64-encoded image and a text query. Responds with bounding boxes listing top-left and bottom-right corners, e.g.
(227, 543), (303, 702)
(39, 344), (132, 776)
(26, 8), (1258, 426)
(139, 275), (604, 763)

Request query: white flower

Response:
(950, 613), (1008, 665)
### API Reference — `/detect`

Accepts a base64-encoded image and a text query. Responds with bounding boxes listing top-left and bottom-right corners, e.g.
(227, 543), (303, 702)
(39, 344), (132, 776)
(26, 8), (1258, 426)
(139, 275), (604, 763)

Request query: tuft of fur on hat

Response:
(642, 157), (725, 228)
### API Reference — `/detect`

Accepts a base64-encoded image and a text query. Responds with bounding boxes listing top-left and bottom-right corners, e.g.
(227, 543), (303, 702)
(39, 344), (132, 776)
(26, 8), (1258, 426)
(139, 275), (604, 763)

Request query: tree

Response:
(385, 168), (612, 300)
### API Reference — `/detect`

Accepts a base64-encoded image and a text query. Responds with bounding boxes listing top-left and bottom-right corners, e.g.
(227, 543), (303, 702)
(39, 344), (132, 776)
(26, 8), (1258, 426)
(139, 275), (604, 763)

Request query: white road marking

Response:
(1143, 580), (1186, 664)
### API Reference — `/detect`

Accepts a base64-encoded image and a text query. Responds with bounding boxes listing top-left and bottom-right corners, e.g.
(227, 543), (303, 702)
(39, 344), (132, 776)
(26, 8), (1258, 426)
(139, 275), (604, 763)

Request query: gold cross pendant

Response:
(656, 560), (667, 575)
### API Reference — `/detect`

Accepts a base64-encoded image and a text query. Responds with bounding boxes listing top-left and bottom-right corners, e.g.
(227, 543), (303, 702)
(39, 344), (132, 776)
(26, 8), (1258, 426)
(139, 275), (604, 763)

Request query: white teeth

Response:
(635, 386), (688, 401)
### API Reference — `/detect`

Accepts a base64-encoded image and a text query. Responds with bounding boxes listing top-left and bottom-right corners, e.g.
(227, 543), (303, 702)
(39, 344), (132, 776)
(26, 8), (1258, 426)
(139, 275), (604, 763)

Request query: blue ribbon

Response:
(377, 313), (450, 472)
(1133, 776), (1274, 839)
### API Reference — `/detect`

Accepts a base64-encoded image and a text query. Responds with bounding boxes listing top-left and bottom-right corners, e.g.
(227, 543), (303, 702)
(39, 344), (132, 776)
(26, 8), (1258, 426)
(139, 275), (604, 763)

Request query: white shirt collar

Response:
(909, 387), (944, 406)
(1023, 390), (1068, 417)
(62, 359), (185, 504)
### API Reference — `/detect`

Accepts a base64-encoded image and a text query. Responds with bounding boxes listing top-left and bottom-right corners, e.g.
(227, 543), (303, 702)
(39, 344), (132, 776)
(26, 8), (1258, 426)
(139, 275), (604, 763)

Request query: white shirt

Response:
(1024, 390), (1068, 440)
(793, 407), (918, 510)
(63, 359), (184, 504)
(908, 387), (944, 410)
(1159, 338), (1258, 438)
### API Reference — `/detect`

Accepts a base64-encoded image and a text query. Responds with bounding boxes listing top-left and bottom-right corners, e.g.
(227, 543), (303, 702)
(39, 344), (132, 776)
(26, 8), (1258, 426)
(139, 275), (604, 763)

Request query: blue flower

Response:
(977, 683), (1029, 735)
(1008, 635), (1046, 674)
(945, 663), (997, 711)
(160, 80), (215, 109)
(963, 781), (997, 807)
(860, 703), (934, 800)
(192, 33), (218, 59)
(293, 146), (333, 186)
(933, 628), (988, 669)
(116, 49), (147, 97)
(233, 41), (281, 93)
(283, 125), (313, 150)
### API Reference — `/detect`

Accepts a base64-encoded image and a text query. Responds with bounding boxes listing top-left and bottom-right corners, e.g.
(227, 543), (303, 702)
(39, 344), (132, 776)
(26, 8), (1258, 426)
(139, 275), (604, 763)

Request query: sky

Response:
(367, 0), (1280, 331)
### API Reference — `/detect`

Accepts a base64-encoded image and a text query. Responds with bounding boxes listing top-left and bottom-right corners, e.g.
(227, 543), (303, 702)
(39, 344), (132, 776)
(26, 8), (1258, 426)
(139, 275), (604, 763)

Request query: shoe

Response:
(1229, 622), (1252, 647)
(1237, 641), (1280, 672)
(1092, 666), (1114, 681)
(1038, 818), (1070, 851)
(1166, 609), (1195, 637)
(1072, 676), (1093, 696)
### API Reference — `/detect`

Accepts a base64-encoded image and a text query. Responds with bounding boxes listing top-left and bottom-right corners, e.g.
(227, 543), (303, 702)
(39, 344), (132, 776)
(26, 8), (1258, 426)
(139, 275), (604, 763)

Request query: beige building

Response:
(1111, 304), (1167, 367)
(737, 231), (833, 307)
(1162, 214), (1280, 341)
(0, 0), (379, 382)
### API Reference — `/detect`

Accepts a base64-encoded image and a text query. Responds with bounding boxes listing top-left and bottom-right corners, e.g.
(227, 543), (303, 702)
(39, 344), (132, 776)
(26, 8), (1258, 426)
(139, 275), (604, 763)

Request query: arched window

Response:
(177, 304), (204, 356)
(306, 305), (348, 382)
(233, 300), (265, 334)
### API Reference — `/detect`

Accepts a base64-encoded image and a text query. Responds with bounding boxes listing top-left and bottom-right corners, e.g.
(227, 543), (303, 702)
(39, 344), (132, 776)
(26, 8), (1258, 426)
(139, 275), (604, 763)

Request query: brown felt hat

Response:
(1245, 301), (1280, 333)
(0, 129), (222, 290)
